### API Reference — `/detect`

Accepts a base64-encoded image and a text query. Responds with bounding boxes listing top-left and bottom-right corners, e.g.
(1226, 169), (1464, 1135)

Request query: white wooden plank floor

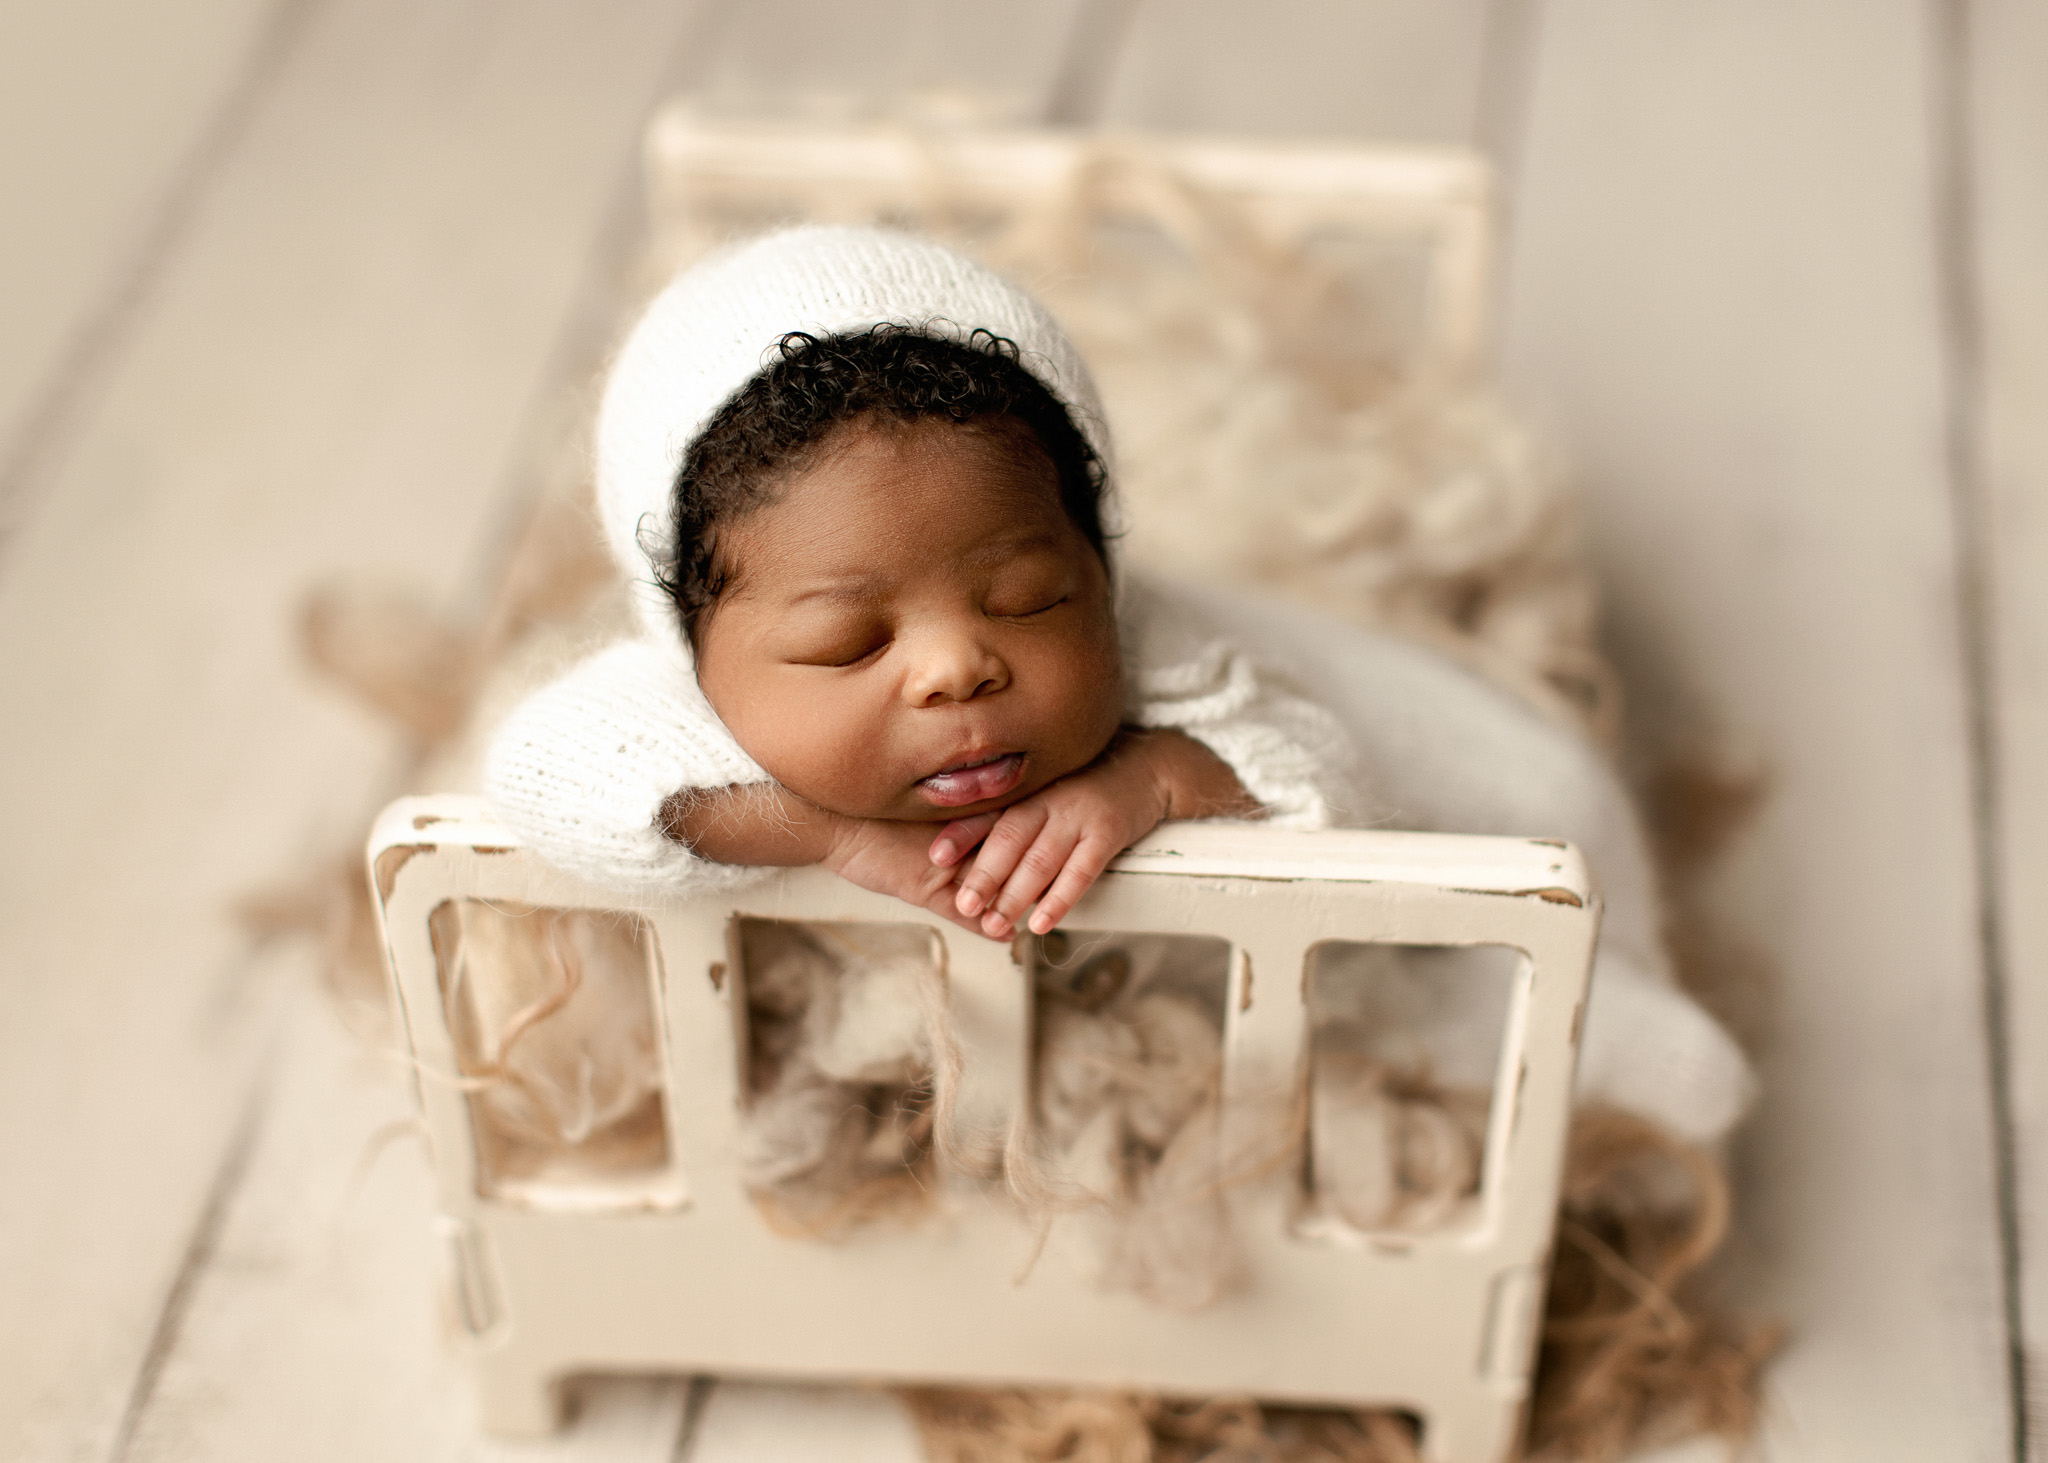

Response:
(1970, 0), (2048, 1441)
(0, 0), (2037, 1460)
(672, 0), (1089, 128)
(121, 971), (696, 1463)
(1099, 0), (1491, 144)
(1496, 4), (2015, 1459)
(1501, 4), (2046, 1456)
(0, 0), (707, 1457)
(0, 0), (278, 464)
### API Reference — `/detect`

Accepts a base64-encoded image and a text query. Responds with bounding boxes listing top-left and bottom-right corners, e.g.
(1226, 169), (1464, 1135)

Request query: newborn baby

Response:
(652, 329), (1272, 942)
(489, 226), (1351, 931)
(486, 225), (1751, 1143)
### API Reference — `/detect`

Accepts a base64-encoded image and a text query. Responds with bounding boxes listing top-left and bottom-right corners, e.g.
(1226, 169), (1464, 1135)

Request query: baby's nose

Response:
(903, 627), (1009, 706)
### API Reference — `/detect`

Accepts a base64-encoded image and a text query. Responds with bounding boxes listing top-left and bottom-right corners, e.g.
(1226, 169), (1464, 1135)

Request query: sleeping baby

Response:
(484, 225), (1751, 1147)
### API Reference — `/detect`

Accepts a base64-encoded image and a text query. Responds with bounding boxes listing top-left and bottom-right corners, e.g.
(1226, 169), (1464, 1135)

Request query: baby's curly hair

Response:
(653, 324), (1109, 642)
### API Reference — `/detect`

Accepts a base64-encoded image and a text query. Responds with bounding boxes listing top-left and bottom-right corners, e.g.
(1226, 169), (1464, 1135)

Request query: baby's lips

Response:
(917, 753), (1024, 808)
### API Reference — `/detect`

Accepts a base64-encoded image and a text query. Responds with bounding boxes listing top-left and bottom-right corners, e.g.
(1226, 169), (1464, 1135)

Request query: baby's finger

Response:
(929, 812), (1000, 868)
(981, 827), (1079, 938)
(890, 861), (984, 936)
(919, 880), (988, 935)
(956, 804), (1048, 918)
(1025, 836), (1118, 935)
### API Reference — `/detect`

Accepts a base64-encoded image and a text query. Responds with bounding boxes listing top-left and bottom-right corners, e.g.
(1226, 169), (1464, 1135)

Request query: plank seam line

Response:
(448, 0), (719, 616)
(0, 0), (326, 577)
(669, 1375), (717, 1462)
(1042, 0), (1145, 128)
(1474, 0), (1547, 368)
(1475, 0), (1546, 215)
(663, 0), (745, 97)
(102, 1057), (274, 1463)
(1928, 0), (2032, 1455)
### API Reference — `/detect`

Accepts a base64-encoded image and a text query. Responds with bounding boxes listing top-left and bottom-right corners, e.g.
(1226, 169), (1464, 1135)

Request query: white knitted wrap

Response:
(480, 226), (1753, 1142)
(597, 225), (1115, 641)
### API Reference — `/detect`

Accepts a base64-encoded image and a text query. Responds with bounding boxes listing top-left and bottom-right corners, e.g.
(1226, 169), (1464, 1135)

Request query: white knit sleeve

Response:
(1117, 574), (1361, 829)
(482, 636), (775, 899)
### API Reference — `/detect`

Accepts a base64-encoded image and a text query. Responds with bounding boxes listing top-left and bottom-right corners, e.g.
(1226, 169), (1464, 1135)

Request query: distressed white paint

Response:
(375, 798), (1596, 1463)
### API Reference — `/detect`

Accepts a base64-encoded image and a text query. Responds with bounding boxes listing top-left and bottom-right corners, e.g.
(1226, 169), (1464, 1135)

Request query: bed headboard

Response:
(370, 794), (1596, 1463)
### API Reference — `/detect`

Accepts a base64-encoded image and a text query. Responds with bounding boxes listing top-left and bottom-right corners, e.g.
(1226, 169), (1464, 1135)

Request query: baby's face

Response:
(693, 416), (1124, 823)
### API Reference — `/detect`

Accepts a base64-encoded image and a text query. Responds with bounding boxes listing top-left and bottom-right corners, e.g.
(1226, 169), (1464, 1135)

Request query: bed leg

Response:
(474, 1362), (565, 1436)
(1419, 1398), (1522, 1463)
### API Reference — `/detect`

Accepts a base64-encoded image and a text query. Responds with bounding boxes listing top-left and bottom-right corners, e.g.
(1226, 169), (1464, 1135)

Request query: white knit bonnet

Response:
(597, 225), (1115, 641)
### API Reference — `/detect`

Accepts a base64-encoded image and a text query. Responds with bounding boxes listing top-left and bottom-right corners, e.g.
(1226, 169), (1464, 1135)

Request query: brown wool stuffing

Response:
(253, 147), (1775, 1460)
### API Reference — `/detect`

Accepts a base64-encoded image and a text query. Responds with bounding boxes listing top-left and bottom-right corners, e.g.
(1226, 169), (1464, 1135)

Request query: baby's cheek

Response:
(1043, 631), (1126, 773)
(747, 689), (906, 817)
(1074, 676), (1127, 765)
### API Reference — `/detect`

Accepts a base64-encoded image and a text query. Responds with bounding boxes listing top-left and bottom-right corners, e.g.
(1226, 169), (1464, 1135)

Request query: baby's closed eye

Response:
(778, 615), (891, 668)
(983, 559), (1076, 619)
(987, 592), (1068, 619)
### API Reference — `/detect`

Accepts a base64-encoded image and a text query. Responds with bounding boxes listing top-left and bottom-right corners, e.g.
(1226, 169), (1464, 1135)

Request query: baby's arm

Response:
(661, 782), (985, 934)
(489, 641), (983, 930)
(669, 730), (1250, 941)
(484, 636), (778, 897)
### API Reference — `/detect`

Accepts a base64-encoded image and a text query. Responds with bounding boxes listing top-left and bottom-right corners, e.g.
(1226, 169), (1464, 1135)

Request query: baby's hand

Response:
(820, 816), (987, 935)
(667, 783), (986, 935)
(931, 729), (1261, 940)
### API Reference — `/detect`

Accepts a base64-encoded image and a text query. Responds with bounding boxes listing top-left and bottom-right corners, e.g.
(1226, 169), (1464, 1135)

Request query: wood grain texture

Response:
(1496, 2), (2011, 1457)
(0, 1), (699, 1457)
(119, 975), (693, 1463)
(1101, 0), (1491, 143)
(673, 0), (1088, 127)
(0, 0), (280, 460)
(1970, 0), (2048, 1446)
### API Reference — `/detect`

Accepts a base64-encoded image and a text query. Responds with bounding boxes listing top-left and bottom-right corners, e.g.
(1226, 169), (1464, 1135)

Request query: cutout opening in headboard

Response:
(1300, 941), (1523, 1240)
(428, 899), (678, 1208)
(731, 917), (947, 1236)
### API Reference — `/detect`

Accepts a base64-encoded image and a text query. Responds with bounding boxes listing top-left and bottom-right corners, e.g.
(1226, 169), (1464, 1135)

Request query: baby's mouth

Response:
(917, 753), (1025, 808)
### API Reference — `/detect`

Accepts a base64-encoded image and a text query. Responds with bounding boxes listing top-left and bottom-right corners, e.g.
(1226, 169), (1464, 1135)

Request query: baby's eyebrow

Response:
(761, 530), (1074, 610)
(965, 530), (1068, 565)
(783, 578), (882, 607)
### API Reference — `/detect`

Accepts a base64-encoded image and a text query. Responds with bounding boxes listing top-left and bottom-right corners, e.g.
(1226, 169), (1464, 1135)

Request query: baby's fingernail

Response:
(957, 888), (985, 916)
(930, 841), (955, 866)
(983, 913), (1010, 937)
(1029, 911), (1053, 935)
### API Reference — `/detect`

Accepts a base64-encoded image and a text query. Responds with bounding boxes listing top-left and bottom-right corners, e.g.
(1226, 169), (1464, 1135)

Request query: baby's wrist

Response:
(1134, 728), (1262, 823)
(660, 782), (839, 866)
(818, 808), (880, 871)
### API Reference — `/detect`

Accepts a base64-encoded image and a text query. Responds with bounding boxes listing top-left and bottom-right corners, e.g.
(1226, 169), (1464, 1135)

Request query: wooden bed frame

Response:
(371, 795), (1598, 1462)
